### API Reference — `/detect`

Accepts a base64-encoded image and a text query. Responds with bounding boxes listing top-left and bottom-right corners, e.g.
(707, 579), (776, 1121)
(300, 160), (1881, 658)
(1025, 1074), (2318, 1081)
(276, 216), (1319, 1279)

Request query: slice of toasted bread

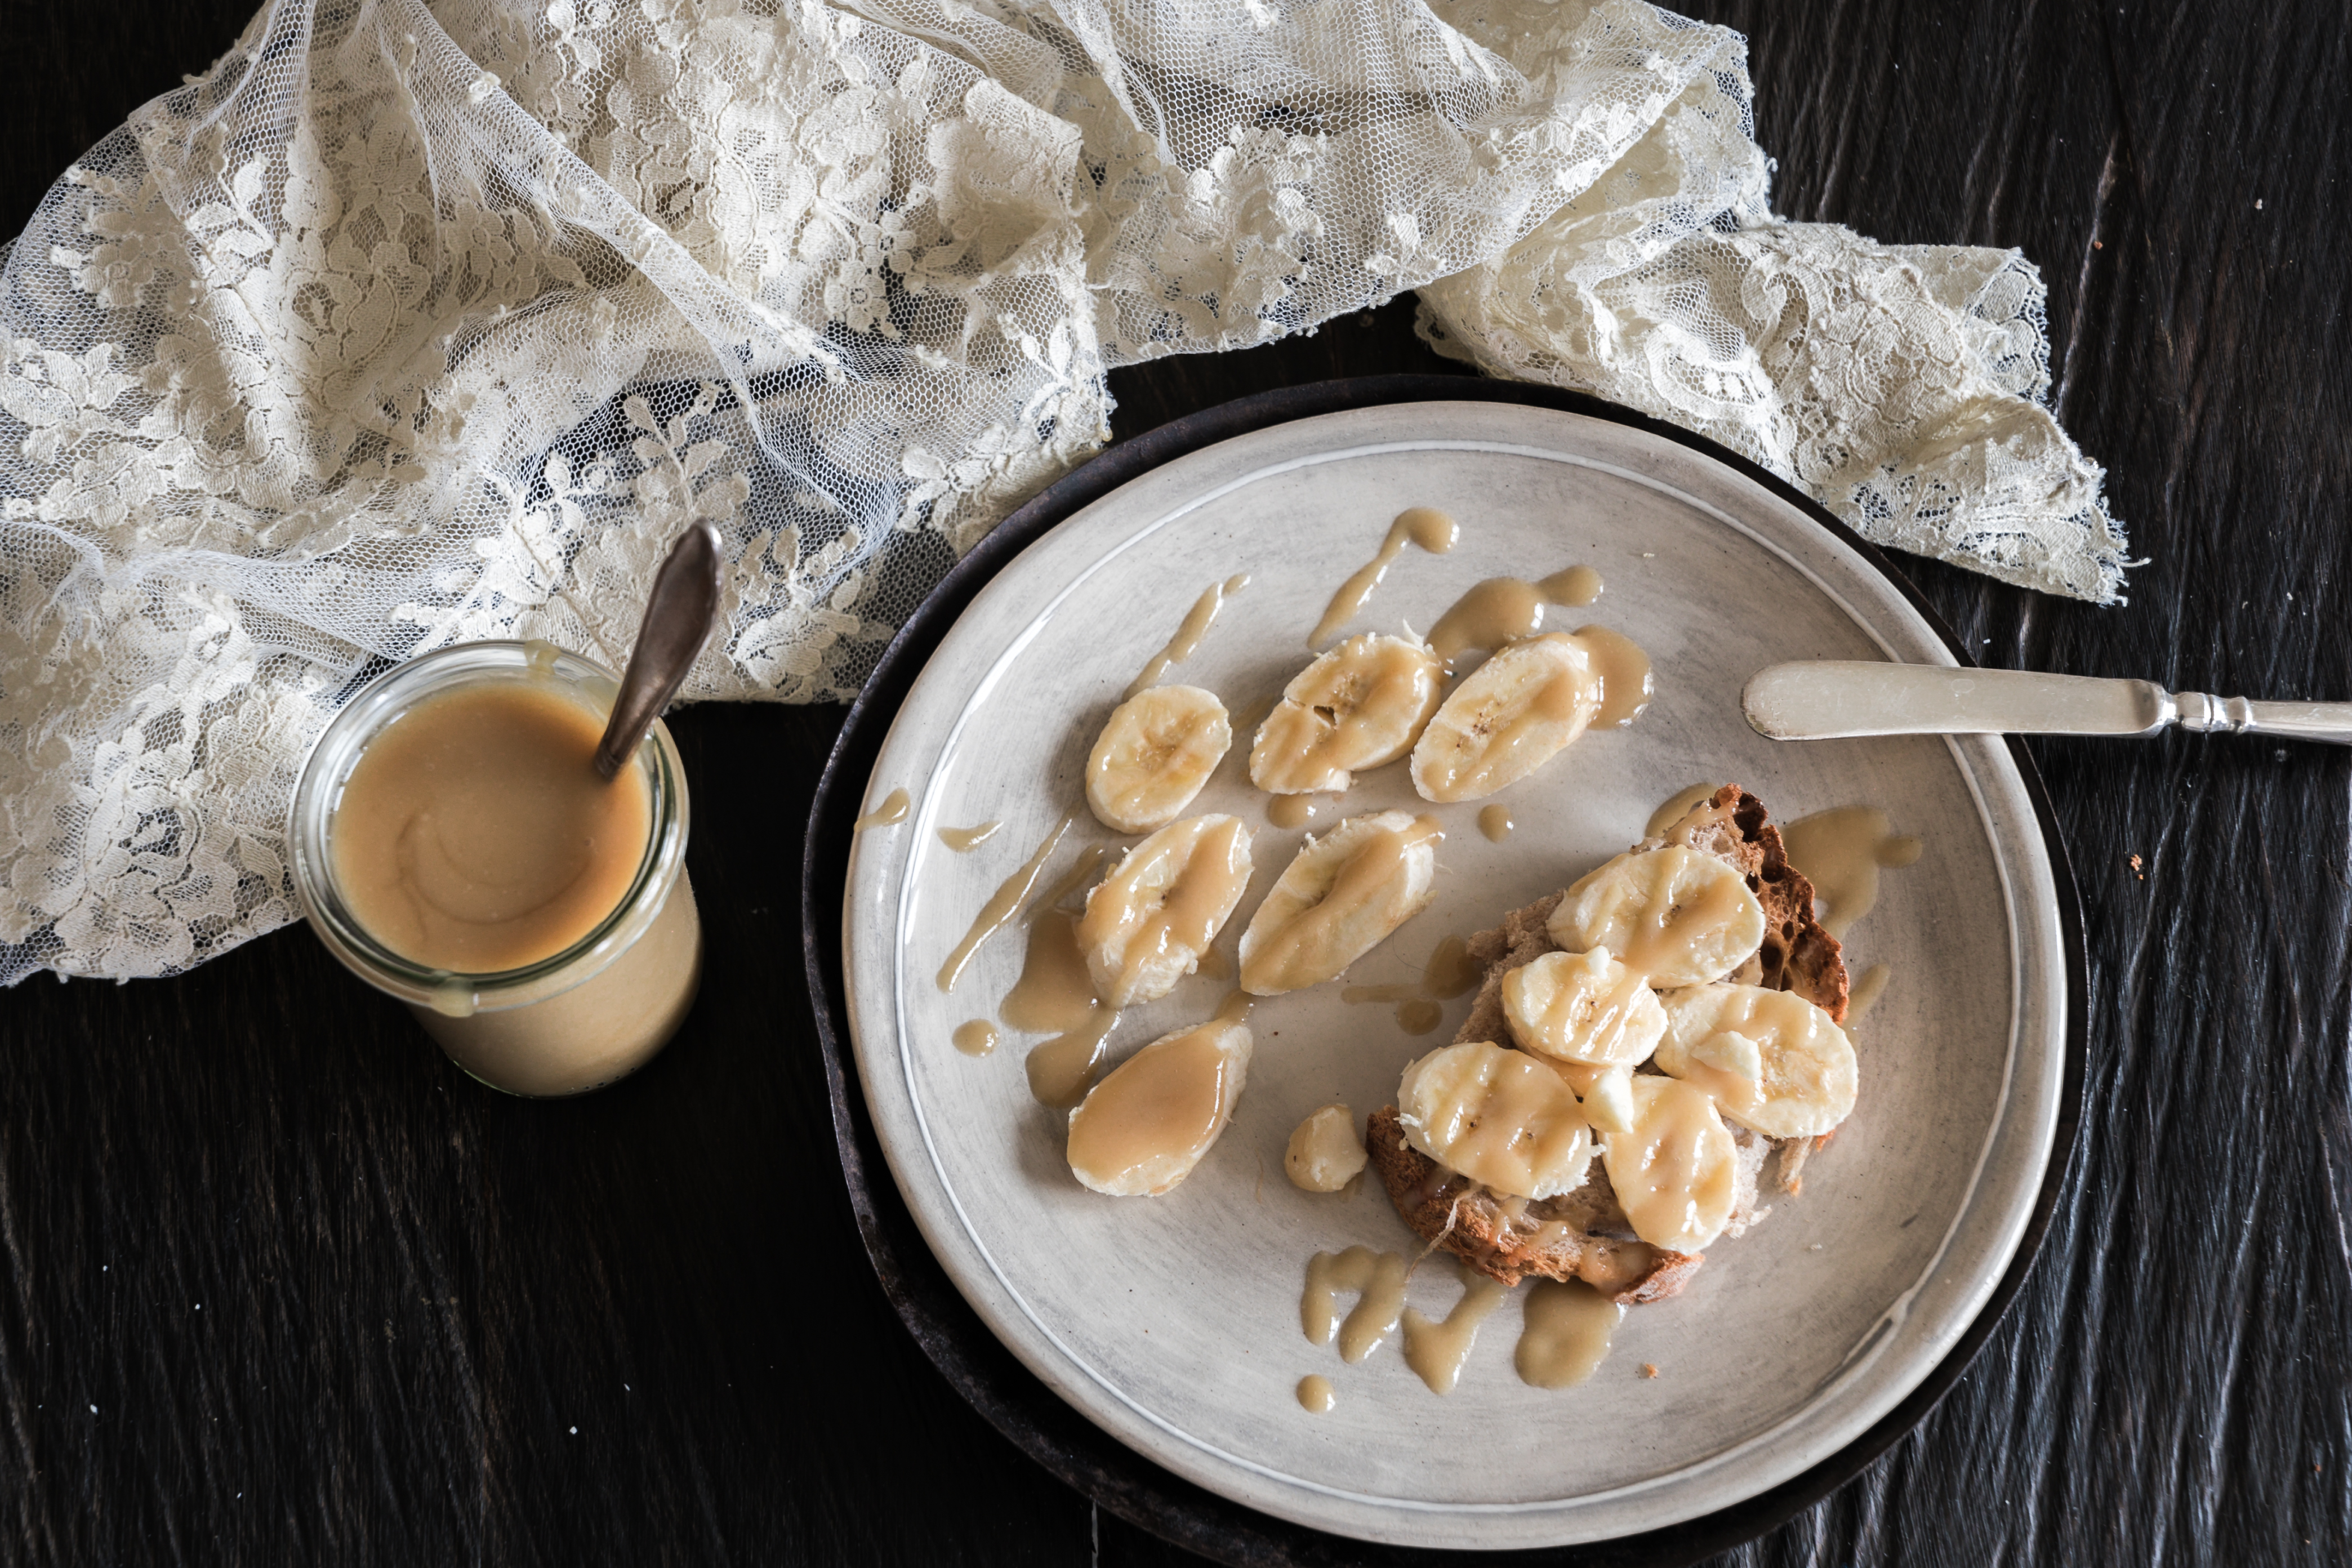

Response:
(1370, 786), (1847, 1297)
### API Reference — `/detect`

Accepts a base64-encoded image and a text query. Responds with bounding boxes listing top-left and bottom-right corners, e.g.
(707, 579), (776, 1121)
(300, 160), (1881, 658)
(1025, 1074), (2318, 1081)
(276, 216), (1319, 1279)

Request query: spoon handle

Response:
(594, 523), (725, 780)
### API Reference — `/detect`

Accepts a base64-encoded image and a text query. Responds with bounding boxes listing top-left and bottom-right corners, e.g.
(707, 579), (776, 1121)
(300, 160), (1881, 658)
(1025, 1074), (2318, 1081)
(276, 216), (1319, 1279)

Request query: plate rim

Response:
(800, 376), (2089, 1568)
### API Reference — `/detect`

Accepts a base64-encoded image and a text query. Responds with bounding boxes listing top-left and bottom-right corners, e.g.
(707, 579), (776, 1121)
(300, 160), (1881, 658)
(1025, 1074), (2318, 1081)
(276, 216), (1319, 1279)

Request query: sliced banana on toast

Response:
(1077, 813), (1253, 1007)
(1397, 1040), (1593, 1200)
(1502, 948), (1668, 1068)
(1238, 810), (1440, 995)
(1410, 633), (1601, 803)
(1085, 685), (1232, 834)
(1250, 633), (1441, 795)
(1066, 1019), (1252, 1196)
(1549, 844), (1765, 988)
(1601, 1074), (1738, 1252)
(1654, 984), (1857, 1138)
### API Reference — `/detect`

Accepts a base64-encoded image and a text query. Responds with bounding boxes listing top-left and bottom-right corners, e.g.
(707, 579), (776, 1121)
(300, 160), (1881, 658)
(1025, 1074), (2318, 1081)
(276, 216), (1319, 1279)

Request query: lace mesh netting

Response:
(0, 0), (2126, 984)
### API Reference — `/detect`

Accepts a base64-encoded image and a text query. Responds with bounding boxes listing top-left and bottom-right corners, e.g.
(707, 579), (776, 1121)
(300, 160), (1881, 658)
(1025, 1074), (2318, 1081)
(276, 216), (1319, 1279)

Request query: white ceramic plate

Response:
(839, 403), (2066, 1551)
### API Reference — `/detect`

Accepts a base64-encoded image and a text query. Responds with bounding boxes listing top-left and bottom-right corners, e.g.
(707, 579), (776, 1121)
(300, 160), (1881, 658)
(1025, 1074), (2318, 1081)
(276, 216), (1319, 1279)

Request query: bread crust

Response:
(1369, 785), (1847, 1297)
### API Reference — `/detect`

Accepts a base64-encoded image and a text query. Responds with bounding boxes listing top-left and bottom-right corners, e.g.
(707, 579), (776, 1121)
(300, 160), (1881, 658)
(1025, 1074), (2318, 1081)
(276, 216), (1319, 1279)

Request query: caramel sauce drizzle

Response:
(854, 787), (910, 828)
(1310, 508), (1458, 647)
(1125, 573), (1251, 700)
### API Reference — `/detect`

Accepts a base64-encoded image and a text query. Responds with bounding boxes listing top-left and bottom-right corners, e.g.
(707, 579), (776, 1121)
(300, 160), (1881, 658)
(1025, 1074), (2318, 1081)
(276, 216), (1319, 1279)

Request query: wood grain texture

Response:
(1, 1), (2346, 1565)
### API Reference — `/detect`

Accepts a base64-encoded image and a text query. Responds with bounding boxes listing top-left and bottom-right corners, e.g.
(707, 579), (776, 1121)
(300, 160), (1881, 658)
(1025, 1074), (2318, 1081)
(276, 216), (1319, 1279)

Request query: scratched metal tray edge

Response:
(799, 376), (2090, 1568)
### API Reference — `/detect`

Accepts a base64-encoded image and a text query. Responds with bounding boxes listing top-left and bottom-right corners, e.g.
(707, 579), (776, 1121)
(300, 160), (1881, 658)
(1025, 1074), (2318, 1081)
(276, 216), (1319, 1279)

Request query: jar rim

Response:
(286, 640), (690, 1014)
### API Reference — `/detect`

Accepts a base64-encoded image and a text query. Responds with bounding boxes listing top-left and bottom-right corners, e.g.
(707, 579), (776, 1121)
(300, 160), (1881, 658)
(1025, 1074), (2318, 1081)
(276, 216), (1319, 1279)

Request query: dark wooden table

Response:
(4, 2), (2347, 1563)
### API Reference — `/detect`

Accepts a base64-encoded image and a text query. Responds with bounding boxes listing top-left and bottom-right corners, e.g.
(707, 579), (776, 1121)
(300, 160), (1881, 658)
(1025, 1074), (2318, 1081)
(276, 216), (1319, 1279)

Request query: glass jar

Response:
(288, 640), (701, 1095)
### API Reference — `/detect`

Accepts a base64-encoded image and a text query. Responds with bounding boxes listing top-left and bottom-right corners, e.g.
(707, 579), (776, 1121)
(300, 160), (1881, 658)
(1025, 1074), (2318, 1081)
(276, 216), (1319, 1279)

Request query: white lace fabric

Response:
(0, 0), (2126, 985)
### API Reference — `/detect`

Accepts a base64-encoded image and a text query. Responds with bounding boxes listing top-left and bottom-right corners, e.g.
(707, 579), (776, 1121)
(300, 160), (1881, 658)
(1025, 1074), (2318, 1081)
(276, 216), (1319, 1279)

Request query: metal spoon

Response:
(593, 522), (725, 779)
(1743, 661), (2352, 746)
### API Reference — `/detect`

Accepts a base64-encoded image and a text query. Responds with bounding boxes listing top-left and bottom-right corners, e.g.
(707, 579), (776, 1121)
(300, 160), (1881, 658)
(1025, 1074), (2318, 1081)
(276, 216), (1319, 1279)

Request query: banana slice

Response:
(1085, 685), (1232, 833)
(1655, 984), (1857, 1138)
(1250, 634), (1442, 795)
(1502, 948), (1667, 1067)
(1410, 633), (1601, 803)
(1601, 1075), (1738, 1251)
(1548, 845), (1765, 988)
(1396, 1040), (1593, 1200)
(1237, 810), (1440, 995)
(1066, 1019), (1252, 1196)
(1285, 1104), (1367, 1192)
(1077, 814), (1254, 1006)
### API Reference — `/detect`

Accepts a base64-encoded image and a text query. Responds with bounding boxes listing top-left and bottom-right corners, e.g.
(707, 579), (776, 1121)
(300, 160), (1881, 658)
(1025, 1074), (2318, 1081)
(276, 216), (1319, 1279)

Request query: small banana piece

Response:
(1502, 948), (1667, 1067)
(1548, 845), (1766, 988)
(1655, 984), (1857, 1138)
(1396, 1040), (1593, 1200)
(1284, 1104), (1367, 1192)
(1085, 685), (1232, 834)
(1601, 1075), (1738, 1251)
(1553, 1061), (1637, 1135)
(1077, 814), (1254, 1007)
(1250, 634), (1441, 795)
(1237, 810), (1440, 995)
(1066, 1019), (1252, 1196)
(1410, 634), (1601, 803)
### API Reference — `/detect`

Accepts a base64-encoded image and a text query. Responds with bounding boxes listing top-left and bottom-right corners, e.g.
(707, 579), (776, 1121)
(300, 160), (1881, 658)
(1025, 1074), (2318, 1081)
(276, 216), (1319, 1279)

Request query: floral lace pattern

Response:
(0, 0), (2124, 985)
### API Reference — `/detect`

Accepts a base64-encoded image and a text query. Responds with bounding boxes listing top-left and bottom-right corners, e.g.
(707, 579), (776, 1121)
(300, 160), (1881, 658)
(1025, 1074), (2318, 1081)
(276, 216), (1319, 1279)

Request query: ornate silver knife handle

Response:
(1742, 662), (2352, 746)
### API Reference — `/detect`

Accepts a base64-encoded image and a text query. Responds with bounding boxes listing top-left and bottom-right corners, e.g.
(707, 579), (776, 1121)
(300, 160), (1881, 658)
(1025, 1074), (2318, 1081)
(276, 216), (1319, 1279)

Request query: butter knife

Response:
(1743, 662), (2352, 746)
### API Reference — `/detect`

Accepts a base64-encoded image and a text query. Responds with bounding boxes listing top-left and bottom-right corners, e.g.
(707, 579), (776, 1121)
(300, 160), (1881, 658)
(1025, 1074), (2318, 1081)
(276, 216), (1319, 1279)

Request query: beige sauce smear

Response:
(1575, 625), (1654, 728)
(1402, 1264), (1509, 1394)
(936, 814), (1073, 993)
(1001, 911), (1121, 1106)
(1295, 1375), (1335, 1414)
(332, 681), (650, 973)
(938, 821), (1001, 852)
(1310, 508), (1458, 647)
(1423, 568), (1606, 671)
(1396, 999), (1444, 1035)
(1213, 988), (1255, 1024)
(1001, 914), (1099, 1032)
(1780, 807), (1923, 937)
(1126, 574), (1250, 700)
(1302, 1246), (1410, 1362)
(1267, 794), (1319, 829)
(1477, 804), (1514, 843)
(1545, 564), (1603, 606)
(1424, 934), (1480, 999)
(1026, 1012), (1121, 1107)
(1427, 578), (1545, 670)
(951, 1019), (999, 1057)
(1645, 782), (1721, 841)
(854, 787), (911, 828)
(1514, 1278), (1624, 1388)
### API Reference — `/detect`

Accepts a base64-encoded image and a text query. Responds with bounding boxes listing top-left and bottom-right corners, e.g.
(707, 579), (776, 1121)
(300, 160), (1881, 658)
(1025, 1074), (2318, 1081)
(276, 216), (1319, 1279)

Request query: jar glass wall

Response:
(287, 640), (701, 1095)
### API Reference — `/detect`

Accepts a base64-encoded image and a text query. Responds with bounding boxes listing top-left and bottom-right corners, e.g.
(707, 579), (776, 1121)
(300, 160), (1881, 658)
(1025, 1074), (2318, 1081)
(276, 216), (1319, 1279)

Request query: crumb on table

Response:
(1639, 1362), (1660, 1380)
